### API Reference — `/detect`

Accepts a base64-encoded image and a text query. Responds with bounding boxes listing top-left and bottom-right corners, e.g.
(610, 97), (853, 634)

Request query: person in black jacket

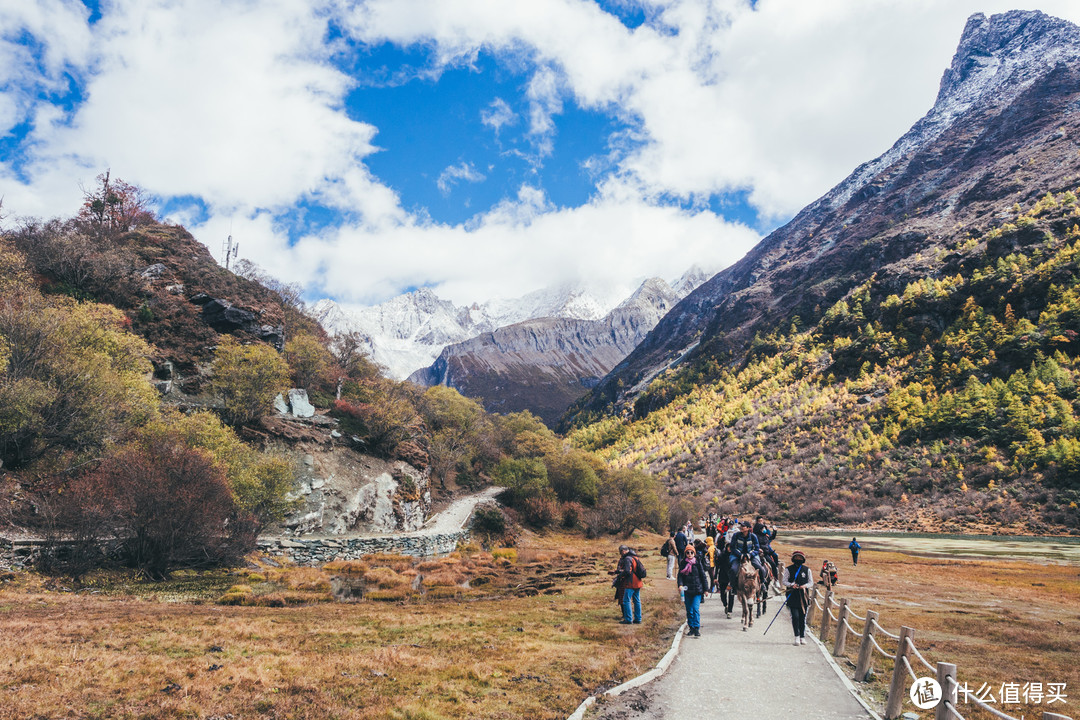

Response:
(673, 527), (689, 559)
(678, 544), (710, 637)
(782, 551), (812, 645)
(727, 521), (765, 583)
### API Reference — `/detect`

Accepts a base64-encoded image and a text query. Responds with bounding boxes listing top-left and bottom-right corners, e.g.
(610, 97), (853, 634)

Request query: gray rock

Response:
(273, 393), (289, 414)
(288, 389), (315, 418)
(166, 283), (185, 295)
(153, 380), (173, 395)
(330, 430), (342, 439)
(140, 263), (169, 279)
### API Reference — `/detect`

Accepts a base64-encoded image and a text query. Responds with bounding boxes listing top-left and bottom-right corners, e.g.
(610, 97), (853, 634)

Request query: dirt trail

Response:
(588, 587), (873, 720)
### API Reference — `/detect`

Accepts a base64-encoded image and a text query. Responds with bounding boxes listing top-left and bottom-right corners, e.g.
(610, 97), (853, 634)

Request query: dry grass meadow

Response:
(3, 532), (1077, 720)
(773, 536), (1080, 720)
(0, 534), (681, 720)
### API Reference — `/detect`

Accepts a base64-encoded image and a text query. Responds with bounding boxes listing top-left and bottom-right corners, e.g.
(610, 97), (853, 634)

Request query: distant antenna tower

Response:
(222, 234), (239, 271)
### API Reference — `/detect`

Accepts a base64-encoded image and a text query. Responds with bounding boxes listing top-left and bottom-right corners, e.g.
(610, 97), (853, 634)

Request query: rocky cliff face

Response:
(569, 9), (1080, 424)
(409, 276), (689, 426)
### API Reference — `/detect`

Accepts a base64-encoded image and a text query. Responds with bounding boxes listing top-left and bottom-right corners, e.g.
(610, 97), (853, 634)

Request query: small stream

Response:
(776, 531), (1080, 565)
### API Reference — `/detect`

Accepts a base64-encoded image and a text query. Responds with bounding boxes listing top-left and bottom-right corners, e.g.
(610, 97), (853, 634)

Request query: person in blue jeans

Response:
(613, 545), (643, 624)
(849, 538), (861, 566)
(678, 544), (709, 637)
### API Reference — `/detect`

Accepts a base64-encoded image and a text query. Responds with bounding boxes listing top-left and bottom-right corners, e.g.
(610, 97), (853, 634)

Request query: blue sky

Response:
(3, 0), (1079, 306)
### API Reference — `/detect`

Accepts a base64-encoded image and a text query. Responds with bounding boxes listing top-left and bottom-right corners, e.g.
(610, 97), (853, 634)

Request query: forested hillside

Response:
(571, 192), (1080, 533)
(0, 178), (665, 578)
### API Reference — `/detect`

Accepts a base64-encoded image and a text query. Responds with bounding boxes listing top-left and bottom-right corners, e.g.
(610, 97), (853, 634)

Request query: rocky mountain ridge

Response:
(310, 266), (709, 381)
(568, 9), (1080, 426)
(407, 275), (700, 426)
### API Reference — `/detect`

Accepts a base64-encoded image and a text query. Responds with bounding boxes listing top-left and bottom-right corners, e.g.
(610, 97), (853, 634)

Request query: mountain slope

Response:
(568, 9), (1080, 426)
(409, 277), (687, 426)
(566, 10), (1080, 533)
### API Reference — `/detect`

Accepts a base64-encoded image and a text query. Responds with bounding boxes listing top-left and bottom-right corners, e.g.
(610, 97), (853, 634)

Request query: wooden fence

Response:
(805, 585), (1072, 720)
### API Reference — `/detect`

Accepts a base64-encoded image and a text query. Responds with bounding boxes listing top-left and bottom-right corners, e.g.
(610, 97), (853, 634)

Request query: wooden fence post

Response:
(935, 662), (956, 720)
(806, 586), (818, 629)
(884, 626), (915, 720)
(854, 609), (878, 682)
(833, 598), (850, 657)
(820, 587), (833, 644)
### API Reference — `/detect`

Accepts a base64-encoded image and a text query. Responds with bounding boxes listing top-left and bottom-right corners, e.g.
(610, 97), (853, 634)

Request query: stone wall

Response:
(1, 531), (472, 570)
(0, 537), (47, 570)
(257, 530), (470, 565)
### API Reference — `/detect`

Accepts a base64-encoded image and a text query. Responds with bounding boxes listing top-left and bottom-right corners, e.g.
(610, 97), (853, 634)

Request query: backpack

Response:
(660, 542), (670, 557)
(632, 557), (647, 579)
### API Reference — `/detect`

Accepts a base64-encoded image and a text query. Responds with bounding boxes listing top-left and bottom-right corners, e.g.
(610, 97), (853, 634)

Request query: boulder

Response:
(273, 393), (289, 414)
(201, 298), (258, 333)
(288, 389), (315, 418)
(140, 263), (169, 279)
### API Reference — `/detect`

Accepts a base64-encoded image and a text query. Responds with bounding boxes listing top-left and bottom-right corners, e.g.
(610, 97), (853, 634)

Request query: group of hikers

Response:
(613, 514), (863, 646)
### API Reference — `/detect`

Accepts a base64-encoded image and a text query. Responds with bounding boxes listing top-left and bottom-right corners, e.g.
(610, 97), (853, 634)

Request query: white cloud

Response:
(287, 183), (759, 306)
(6, 0), (1080, 309)
(481, 97), (517, 133)
(526, 65), (563, 155)
(436, 161), (487, 195)
(344, 0), (1080, 220)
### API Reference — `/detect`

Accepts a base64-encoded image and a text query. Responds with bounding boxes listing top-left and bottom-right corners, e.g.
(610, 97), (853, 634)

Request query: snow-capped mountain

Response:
(310, 270), (712, 380)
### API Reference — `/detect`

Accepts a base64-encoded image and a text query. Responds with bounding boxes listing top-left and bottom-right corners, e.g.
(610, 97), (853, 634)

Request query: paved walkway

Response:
(590, 588), (874, 719)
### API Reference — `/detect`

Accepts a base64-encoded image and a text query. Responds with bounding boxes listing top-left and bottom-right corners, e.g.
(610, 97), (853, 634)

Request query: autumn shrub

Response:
(422, 571), (463, 587)
(211, 336), (289, 425)
(284, 332), (333, 389)
(323, 560), (368, 575)
(365, 567), (410, 589)
(471, 506), (507, 542)
(520, 495), (560, 528)
(63, 435), (256, 579)
(331, 395), (422, 459)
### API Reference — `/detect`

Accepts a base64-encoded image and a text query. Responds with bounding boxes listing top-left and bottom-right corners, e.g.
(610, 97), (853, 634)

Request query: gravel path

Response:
(589, 586), (874, 720)
(419, 486), (503, 535)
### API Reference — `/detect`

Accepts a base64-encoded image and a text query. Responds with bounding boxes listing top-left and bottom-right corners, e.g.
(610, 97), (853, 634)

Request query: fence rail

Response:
(804, 584), (1072, 720)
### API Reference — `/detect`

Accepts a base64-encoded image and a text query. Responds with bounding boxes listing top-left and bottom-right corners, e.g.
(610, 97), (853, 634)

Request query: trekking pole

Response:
(762, 594), (788, 635)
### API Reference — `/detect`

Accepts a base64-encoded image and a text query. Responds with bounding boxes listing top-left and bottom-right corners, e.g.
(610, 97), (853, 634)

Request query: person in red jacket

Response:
(613, 545), (644, 624)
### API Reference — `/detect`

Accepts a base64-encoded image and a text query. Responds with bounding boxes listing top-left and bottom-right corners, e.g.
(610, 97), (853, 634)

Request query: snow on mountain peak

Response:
(310, 268), (707, 380)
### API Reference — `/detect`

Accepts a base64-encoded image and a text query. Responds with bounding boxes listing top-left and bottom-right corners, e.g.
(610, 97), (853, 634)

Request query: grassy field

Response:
(773, 536), (1080, 720)
(0, 533), (681, 720)
(3, 532), (1077, 720)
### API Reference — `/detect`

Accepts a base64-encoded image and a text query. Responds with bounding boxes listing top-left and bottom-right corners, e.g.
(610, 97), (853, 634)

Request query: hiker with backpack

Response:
(849, 537), (861, 566)
(613, 545), (645, 624)
(678, 544), (709, 637)
(660, 533), (678, 579)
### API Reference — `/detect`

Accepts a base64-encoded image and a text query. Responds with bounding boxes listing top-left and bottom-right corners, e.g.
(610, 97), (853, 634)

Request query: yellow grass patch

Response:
(0, 532), (678, 720)
(772, 538), (1080, 720)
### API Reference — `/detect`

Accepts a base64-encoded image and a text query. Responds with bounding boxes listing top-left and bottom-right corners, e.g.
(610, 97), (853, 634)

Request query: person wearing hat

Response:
(678, 543), (710, 637)
(782, 550), (812, 645)
(726, 519), (765, 585)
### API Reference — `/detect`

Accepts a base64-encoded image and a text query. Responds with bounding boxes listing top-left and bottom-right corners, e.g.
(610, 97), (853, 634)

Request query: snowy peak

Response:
(938, 11), (1080, 108)
(822, 11), (1080, 214)
(310, 269), (706, 381)
(670, 264), (711, 297)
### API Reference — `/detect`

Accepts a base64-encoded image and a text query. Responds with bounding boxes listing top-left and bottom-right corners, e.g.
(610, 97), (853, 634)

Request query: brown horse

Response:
(736, 557), (760, 631)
